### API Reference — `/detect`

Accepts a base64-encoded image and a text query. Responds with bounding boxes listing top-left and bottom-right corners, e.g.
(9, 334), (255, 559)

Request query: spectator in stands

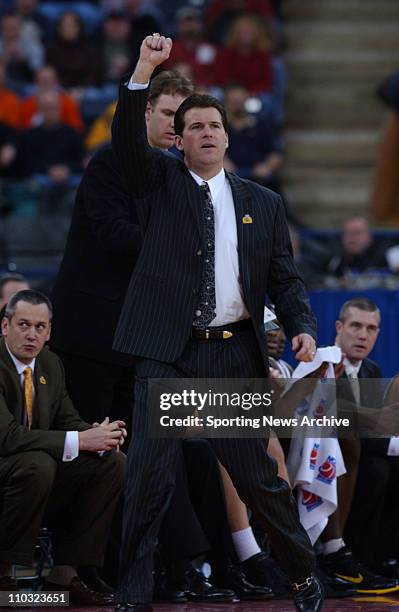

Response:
(0, 273), (29, 309)
(0, 290), (125, 603)
(320, 297), (399, 594)
(0, 60), (22, 129)
(212, 13), (273, 95)
(98, 11), (133, 85)
(16, 89), (84, 210)
(12, 0), (44, 43)
(223, 83), (282, 192)
(163, 7), (217, 89)
(21, 65), (83, 132)
(85, 101), (116, 154)
(327, 216), (389, 277)
(45, 11), (97, 90)
(288, 225), (329, 287)
(0, 122), (18, 177)
(205, 0), (274, 45)
(0, 12), (44, 84)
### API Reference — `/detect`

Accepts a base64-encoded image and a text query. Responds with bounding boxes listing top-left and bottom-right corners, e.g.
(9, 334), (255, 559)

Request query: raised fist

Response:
(139, 34), (172, 68)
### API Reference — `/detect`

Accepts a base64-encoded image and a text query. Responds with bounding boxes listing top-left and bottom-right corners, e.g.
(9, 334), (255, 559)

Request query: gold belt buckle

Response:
(222, 331), (233, 339)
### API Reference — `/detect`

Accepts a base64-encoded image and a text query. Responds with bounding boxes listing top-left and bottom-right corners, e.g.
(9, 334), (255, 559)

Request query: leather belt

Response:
(191, 318), (252, 340)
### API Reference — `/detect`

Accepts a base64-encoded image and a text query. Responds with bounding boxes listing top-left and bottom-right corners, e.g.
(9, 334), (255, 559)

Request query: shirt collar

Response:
(189, 168), (226, 202)
(343, 357), (362, 376)
(5, 341), (36, 376)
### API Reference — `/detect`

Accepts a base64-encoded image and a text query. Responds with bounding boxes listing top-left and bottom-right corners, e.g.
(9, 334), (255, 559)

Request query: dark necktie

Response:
(193, 181), (216, 328)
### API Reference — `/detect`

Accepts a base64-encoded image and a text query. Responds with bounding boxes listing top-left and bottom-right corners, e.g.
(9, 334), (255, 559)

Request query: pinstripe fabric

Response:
(111, 86), (317, 365)
(117, 330), (315, 603)
(112, 84), (317, 604)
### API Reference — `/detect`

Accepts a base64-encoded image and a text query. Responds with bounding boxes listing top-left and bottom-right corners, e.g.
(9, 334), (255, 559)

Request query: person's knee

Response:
(103, 451), (126, 491)
(13, 451), (57, 496)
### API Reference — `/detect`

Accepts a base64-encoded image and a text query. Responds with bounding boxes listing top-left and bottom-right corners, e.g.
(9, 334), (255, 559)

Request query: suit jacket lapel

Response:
(227, 172), (254, 294)
(34, 358), (50, 429)
(180, 164), (204, 241)
(0, 339), (24, 423)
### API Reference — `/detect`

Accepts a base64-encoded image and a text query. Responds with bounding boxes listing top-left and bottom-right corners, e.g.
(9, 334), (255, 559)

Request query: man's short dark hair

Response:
(0, 273), (28, 298)
(338, 297), (380, 323)
(174, 94), (229, 136)
(148, 70), (194, 106)
(4, 290), (53, 320)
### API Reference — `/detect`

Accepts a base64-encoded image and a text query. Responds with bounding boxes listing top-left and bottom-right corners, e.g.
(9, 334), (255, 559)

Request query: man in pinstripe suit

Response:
(112, 35), (323, 612)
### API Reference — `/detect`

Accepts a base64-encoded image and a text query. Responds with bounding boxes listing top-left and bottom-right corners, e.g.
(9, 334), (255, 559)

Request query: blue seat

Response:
(37, 2), (104, 37)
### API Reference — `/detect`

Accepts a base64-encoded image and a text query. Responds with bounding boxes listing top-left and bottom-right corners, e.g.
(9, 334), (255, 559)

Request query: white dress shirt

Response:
(5, 342), (79, 462)
(189, 169), (249, 326)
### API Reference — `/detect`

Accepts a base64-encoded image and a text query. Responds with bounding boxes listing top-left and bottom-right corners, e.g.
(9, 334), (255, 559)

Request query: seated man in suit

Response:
(0, 289), (126, 605)
(320, 297), (399, 594)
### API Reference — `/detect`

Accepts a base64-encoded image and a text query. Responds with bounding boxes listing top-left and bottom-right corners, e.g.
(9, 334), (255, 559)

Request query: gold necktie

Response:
(24, 367), (33, 429)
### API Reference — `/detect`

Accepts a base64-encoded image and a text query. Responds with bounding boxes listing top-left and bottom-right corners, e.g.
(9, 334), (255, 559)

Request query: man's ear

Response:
(46, 322), (52, 343)
(335, 320), (342, 338)
(145, 101), (152, 124)
(175, 135), (183, 151)
(1, 317), (8, 337)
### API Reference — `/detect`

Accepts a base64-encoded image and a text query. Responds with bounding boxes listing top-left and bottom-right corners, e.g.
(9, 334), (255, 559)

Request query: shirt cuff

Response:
(63, 431), (79, 462)
(127, 76), (149, 90)
(387, 437), (399, 456)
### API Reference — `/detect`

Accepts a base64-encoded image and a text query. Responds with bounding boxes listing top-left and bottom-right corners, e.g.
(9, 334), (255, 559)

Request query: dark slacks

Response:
(0, 450), (125, 566)
(345, 452), (399, 563)
(117, 328), (315, 603)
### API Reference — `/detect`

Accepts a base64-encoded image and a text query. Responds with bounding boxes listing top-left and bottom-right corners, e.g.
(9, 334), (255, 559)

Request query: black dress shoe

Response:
(292, 574), (324, 612)
(184, 568), (235, 602)
(115, 605), (153, 611)
(242, 555), (291, 598)
(44, 576), (114, 606)
(212, 564), (274, 600)
(153, 585), (188, 603)
(242, 551), (276, 586)
(78, 566), (114, 594)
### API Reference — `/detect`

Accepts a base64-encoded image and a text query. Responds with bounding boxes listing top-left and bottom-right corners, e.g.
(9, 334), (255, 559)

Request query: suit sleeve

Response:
(267, 197), (317, 341)
(0, 358), (90, 459)
(80, 149), (142, 255)
(0, 396), (68, 459)
(111, 82), (163, 198)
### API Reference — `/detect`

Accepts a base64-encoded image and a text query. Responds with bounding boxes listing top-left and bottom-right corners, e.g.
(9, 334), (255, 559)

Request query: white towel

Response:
(287, 346), (346, 544)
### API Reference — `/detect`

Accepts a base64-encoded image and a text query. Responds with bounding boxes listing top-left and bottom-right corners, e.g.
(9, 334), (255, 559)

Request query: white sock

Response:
(231, 527), (261, 562)
(47, 565), (77, 586)
(323, 538), (345, 556)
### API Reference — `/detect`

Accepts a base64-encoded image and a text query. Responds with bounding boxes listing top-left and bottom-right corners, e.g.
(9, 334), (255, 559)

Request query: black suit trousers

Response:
(117, 328), (315, 603)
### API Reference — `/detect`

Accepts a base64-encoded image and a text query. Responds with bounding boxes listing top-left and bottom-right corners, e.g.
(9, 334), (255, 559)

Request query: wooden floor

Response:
(21, 594), (399, 611)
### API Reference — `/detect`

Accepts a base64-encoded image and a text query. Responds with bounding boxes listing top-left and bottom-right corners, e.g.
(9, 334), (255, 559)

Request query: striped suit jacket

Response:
(111, 86), (316, 364)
